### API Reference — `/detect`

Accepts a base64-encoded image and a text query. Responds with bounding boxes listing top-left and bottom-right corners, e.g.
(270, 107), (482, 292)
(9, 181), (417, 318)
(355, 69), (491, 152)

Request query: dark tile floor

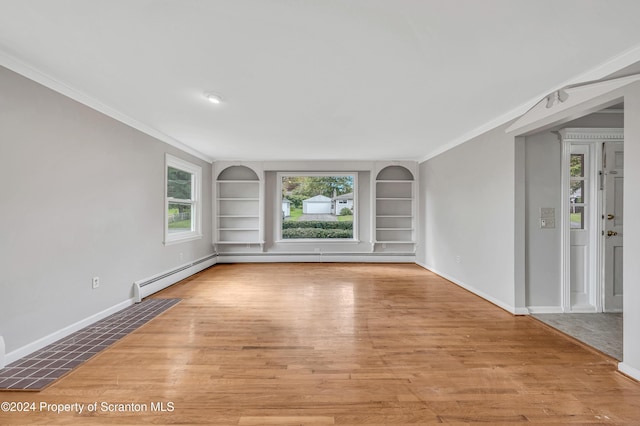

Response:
(0, 298), (180, 391)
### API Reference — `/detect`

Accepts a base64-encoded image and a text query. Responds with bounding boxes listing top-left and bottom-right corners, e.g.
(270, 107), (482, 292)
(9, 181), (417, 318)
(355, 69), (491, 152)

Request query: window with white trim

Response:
(279, 173), (357, 241)
(165, 154), (202, 244)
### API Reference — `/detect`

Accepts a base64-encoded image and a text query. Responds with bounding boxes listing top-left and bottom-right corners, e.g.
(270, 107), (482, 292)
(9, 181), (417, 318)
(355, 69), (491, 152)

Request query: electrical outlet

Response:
(179, 252), (184, 262)
(455, 255), (462, 264)
(92, 276), (100, 289)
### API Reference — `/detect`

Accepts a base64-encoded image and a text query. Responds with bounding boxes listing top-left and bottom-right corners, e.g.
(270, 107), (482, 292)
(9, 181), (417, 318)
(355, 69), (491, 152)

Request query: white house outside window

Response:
(165, 154), (202, 244)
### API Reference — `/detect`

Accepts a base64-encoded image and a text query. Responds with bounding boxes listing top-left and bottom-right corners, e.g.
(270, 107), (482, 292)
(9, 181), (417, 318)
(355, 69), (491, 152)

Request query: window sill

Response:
(164, 233), (203, 246)
(275, 239), (361, 244)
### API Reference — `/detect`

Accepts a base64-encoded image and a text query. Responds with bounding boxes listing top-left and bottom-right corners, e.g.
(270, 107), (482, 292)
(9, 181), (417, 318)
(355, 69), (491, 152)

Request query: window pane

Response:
(570, 206), (584, 229)
(281, 175), (354, 239)
(570, 180), (584, 204)
(570, 154), (584, 177)
(168, 203), (192, 233)
(168, 167), (192, 199)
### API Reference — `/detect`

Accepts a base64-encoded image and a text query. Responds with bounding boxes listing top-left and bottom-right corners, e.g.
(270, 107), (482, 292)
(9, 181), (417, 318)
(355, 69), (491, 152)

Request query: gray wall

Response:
(524, 131), (562, 308)
(0, 66), (213, 354)
(418, 123), (517, 311)
(623, 82), (640, 375)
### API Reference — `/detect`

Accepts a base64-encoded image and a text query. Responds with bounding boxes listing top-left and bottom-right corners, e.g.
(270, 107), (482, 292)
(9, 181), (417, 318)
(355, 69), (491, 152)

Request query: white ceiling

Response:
(2, 1), (640, 162)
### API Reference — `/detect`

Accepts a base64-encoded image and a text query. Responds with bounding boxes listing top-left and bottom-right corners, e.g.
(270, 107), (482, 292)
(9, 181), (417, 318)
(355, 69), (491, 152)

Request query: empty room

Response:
(2, 1), (640, 424)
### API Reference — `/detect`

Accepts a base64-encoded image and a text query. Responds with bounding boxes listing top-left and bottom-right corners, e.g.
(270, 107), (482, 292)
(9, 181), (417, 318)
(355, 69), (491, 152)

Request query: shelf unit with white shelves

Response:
(215, 165), (264, 247)
(374, 166), (416, 246)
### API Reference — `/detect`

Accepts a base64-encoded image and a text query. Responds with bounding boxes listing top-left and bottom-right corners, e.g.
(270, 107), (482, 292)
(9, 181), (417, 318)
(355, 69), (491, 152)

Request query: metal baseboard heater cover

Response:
(132, 254), (216, 302)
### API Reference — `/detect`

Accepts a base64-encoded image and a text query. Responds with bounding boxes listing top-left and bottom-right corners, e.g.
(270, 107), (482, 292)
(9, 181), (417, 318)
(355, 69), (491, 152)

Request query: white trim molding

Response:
(0, 50), (213, 164)
(618, 362), (640, 382)
(4, 256), (214, 366)
(217, 253), (415, 264)
(507, 74), (640, 136)
(559, 128), (625, 141)
(4, 299), (135, 366)
(165, 154), (203, 245)
(527, 306), (564, 314)
(559, 128), (623, 313)
(415, 262), (519, 315)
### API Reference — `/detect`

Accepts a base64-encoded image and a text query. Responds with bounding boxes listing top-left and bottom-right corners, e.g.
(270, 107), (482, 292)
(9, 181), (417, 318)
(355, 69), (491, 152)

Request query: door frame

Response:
(559, 128), (623, 312)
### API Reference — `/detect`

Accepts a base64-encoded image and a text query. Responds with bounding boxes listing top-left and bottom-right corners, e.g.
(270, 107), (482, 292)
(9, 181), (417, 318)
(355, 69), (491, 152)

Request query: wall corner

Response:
(0, 335), (5, 368)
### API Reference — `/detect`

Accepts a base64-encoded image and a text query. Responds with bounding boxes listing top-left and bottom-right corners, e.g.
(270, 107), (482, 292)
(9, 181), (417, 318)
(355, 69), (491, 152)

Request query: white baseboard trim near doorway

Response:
(618, 362), (640, 382)
(527, 306), (564, 314)
(415, 262), (518, 315)
(3, 298), (135, 367)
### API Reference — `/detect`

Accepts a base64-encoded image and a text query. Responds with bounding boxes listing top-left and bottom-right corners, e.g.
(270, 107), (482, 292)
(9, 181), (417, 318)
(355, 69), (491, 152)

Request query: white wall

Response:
(418, 123), (517, 312)
(0, 66), (214, 358)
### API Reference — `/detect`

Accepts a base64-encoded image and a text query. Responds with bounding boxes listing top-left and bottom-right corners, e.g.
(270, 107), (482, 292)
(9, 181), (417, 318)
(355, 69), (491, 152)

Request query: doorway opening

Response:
(559, 127), (624, 314)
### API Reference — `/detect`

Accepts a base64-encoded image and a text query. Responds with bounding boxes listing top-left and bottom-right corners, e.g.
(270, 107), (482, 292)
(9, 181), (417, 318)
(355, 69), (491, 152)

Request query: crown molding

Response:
(420, 42), (640, 163)
(0, 50), (213, 164)
(558, 127), (624, 141)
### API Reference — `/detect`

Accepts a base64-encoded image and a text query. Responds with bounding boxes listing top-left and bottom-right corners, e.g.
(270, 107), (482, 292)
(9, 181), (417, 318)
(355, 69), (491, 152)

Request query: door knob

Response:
(607, 214), (615, 220)
(607, 230), (618, 236)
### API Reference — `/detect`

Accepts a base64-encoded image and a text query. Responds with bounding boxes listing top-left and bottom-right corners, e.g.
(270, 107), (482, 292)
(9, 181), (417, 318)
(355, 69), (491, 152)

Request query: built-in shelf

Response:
(215, 166), (263, 248)
(374, 166), (415, 246)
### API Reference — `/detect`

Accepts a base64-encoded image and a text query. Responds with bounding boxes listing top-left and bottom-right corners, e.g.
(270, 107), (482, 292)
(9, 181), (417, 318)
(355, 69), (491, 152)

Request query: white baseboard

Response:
(217, 253), (415, 264)
(133, 254), (216, 302)
(4, 298), (135, 366)
(527, 306), (564, 314)
(568, 305), (599, 313)
(415, 262), (518, 315)
(3, 255), (216, 368)
(618, 362), (640, 382)
(512, 307), (530, 316)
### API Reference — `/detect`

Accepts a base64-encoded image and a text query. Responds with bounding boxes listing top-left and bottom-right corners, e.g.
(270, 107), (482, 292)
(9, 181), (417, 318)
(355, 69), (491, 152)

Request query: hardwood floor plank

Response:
(1, 263), (639, 424)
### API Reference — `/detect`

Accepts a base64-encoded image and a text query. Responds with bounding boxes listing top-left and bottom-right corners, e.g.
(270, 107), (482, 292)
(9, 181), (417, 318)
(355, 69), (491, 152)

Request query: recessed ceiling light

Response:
(204, 92), (223, 104)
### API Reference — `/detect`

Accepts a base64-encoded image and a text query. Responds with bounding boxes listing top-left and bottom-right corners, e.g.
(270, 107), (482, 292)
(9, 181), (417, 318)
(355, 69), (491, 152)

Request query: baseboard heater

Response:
(132, 253), (216, 302)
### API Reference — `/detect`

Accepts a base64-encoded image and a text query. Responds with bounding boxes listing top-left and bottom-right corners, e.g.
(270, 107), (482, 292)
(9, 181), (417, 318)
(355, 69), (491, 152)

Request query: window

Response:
(279, 173), (356, 241)
(570, 153), (586, 229)
(165, 154), (202, 244)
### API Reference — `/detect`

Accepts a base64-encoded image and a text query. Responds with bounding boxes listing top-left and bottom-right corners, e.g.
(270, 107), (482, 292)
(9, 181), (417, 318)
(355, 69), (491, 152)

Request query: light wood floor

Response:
(2, 263), (640, 424)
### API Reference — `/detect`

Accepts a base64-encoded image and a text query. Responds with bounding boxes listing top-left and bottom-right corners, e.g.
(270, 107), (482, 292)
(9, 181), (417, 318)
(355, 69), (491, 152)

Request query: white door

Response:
(569, 145), (592, 309)
(604, 141), (624, 312)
